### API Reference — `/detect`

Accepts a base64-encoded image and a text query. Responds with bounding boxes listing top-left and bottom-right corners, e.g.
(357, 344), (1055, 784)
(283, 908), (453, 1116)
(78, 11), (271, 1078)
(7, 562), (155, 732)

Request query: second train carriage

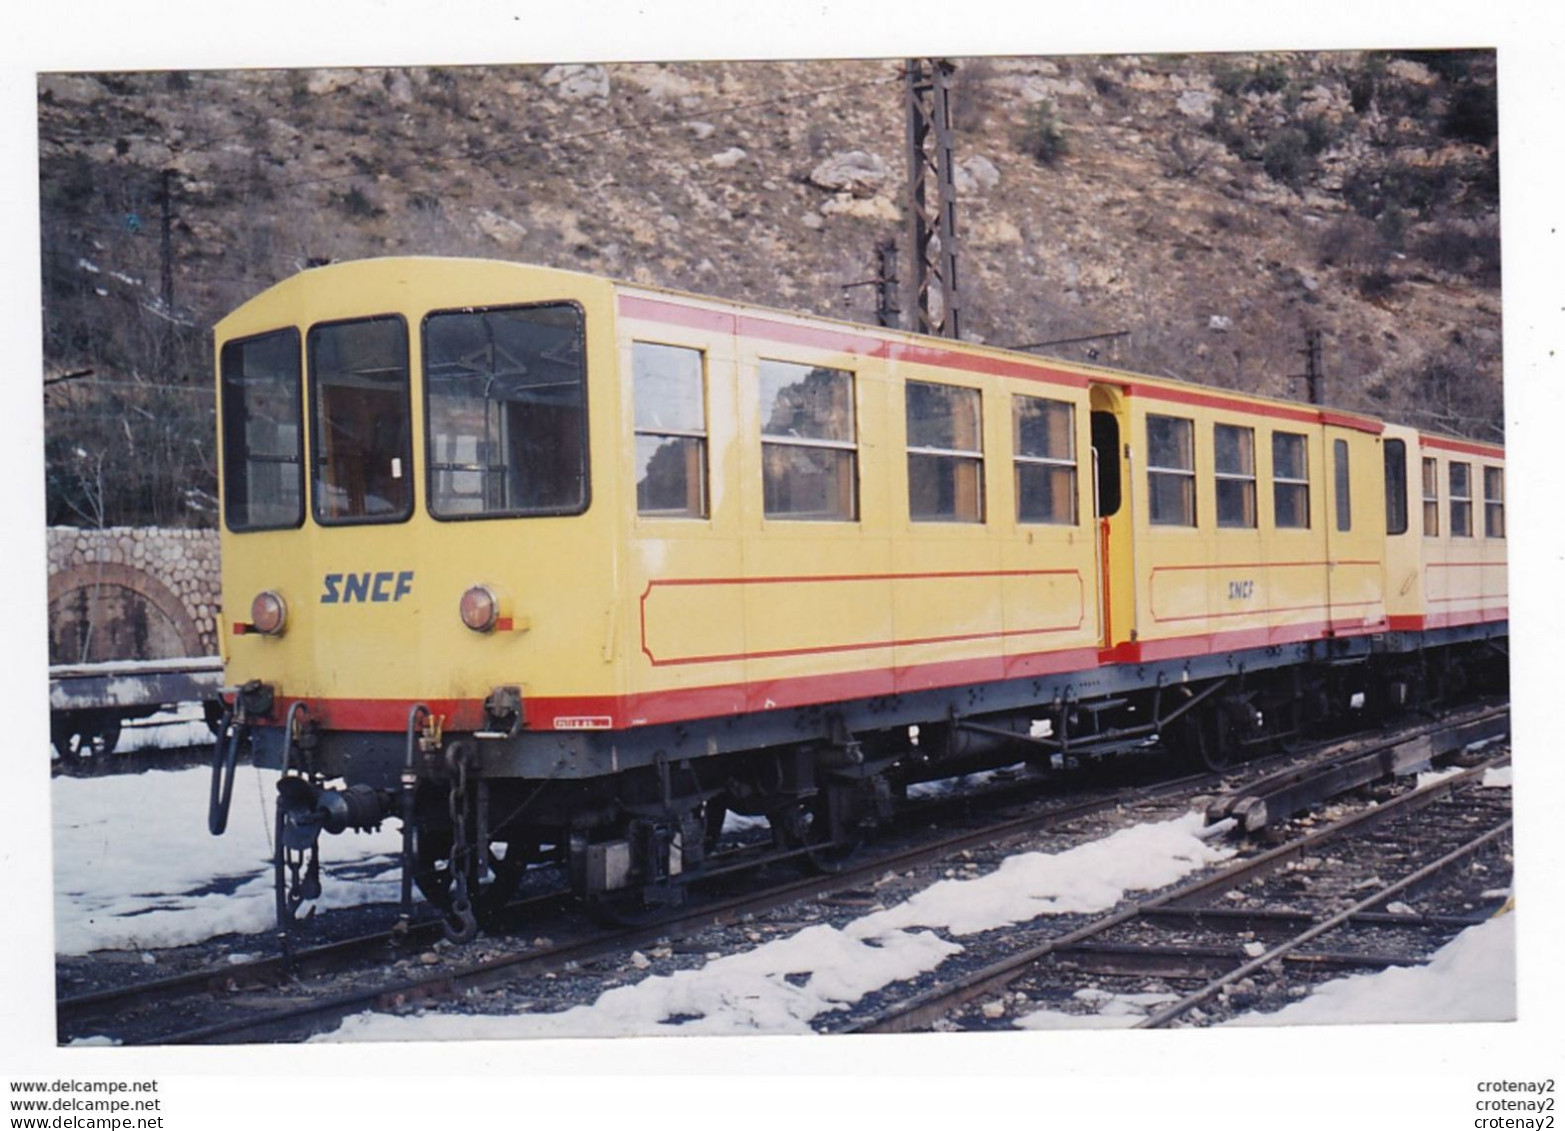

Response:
(209, 258), (1508, 934)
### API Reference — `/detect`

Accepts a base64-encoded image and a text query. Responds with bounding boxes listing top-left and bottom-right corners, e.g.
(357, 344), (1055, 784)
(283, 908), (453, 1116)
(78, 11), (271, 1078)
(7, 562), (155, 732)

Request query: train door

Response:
(1090, 384), (1135, 652)
(1323, 425), (1388, 635)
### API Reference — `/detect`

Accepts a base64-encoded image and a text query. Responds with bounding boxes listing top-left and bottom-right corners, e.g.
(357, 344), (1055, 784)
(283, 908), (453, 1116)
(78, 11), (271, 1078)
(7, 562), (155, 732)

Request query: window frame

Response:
(306, 314), (415, 528)
(632, 341), (709, 520)
(421, 300), (591, 523)
(1213, 422), (1257, 530)
(1422, 456), (1440, 537)
(1146, 413), (1197, 527)
(1484, 465), (1506, 539)
(1012, 394), (1079, 526)
(906, 380), (987, 524)
(1449, 460), (1473, 538)
(1272, 430), (1311, 531)
(220, 326), (306, 534)
(758, 358), (860, 523)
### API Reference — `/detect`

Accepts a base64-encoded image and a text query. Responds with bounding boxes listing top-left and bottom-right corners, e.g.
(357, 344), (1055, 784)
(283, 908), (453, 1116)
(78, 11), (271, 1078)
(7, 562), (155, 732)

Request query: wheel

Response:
(51, 715), (121, 769)
(1176, 707), (1236, 773)
(93, 719), (122, 757)
(409, 820), (457, 910)
(772, 795), (863, 874)
(474, 842), (532, 926)
(702, 796), (730, 853)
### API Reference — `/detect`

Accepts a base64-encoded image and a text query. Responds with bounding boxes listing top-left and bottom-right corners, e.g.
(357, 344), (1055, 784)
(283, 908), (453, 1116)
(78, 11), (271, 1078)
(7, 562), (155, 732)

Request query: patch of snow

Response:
(1482, 765), (1513, 788)
(1416, 766), (1465, 789)
(52, 766), (402, 954)
(1224, 913), (1516, 1026)
(850, 812), (1233, 937)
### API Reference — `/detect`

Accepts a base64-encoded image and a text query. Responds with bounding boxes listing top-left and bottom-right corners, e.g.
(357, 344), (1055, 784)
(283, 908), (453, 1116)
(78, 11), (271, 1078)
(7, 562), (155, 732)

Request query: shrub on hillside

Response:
(1019, 100), (1069, 166)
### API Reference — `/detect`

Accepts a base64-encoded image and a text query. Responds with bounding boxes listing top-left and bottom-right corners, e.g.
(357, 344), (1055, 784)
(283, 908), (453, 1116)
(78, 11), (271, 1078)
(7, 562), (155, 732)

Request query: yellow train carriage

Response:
(209, 257), (1507, 931)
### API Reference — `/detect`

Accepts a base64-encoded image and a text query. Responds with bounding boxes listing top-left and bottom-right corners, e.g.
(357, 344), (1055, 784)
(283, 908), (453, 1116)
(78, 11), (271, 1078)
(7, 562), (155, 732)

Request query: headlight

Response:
(459, 585), (499, 633)
(250, 590), (288, 636)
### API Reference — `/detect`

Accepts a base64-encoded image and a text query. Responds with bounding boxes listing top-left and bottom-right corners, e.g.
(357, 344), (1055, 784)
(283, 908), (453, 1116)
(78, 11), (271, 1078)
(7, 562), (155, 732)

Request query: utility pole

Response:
(904, 58), (962, 339)
(1300, 328), (1324, 405)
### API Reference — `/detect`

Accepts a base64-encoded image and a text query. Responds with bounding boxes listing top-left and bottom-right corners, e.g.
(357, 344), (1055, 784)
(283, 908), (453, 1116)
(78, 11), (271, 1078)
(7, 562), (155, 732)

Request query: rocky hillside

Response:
(37, 51), (1500, 527)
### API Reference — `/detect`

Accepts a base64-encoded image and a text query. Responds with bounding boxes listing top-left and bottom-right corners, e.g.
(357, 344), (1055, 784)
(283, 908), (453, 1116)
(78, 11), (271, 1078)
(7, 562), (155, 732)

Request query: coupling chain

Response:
(443, 744), (478, 941)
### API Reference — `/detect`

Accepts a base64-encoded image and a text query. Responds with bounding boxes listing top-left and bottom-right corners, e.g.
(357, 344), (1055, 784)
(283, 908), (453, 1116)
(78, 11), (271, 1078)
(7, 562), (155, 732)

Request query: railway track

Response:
(56, 702), (1508, 1044)
(846, 749), (1511, 1033)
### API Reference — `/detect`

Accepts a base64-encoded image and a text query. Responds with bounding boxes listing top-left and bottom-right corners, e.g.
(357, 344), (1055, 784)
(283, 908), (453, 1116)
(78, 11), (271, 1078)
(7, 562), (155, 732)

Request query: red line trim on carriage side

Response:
(638, 568), (1086, 666)
(618, 293), (1087, 389)
(1419, 435), (1507, 459)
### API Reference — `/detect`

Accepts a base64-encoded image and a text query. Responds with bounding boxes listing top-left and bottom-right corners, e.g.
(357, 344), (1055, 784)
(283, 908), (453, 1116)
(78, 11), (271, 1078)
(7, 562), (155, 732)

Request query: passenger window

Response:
(1014, 395), (1077, 525)
(1383, 439), (1408, 536)
(907, 381), (984, 522)
(424, 303), (588, 519)
(633, 343), (707, 518)
(759, 360), (857, 521)
(220, 328), (304, 532)
(1449, 461), (1473, 537)
(1422, 457), (1440, 536)
(308, 317), (412, 524)
(1146, 414), (1195, 526)
(1272, 431), (1310, 530)
(1484, 466), (1505, 538)
(1333, 438), (1352, 532)
(1214, 423), (1256, 528)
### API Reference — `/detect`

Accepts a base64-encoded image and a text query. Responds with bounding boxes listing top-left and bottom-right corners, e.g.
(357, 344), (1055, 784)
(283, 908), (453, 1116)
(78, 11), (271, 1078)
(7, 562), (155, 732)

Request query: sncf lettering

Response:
(321, 570), (415, 603)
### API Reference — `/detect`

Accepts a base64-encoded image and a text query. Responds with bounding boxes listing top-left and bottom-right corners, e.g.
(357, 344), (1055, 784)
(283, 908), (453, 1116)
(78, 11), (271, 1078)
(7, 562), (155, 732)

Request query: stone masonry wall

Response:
(47, 527), (221, 660)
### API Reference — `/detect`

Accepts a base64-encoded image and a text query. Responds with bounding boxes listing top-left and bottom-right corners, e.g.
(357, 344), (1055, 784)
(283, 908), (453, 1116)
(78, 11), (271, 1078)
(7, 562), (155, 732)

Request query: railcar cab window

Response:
(758, 360), (858, 520)
(1146, 414), (1195, 527)
(1484, 466), (1505, 538)
(220, 327), (304, 532)
(633, 342), (708, 518)
(907, 381), (984, 522)
(1272, 431), (1310, 530)
(1214, 423), (1257, 528)
(1449, 461), (1473, 537)
(307, 317), (412, 525)
(423, 303), (588, 519)
(1422, 456), (1440, 536)
(1013, 395), (1077, 524)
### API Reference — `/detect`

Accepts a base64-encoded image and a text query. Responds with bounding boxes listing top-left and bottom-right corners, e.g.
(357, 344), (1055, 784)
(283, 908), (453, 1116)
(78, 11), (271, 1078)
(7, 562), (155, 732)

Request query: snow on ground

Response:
(51, 764), (403, 955)
(1015, 912), (1516, 1030)
(321, 813), (1235, 1041)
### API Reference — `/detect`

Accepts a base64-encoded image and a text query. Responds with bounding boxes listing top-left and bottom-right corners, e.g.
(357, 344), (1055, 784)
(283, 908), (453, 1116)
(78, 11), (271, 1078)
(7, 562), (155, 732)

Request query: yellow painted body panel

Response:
(1416, 434), (1509, 627)
(218, 260), (625, 717)
(613, 293), (1103, 706)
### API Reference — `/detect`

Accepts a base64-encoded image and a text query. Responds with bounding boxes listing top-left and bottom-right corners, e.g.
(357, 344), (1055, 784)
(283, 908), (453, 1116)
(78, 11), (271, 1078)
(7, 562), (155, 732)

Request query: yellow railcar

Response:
(207, 258), (1507, 935)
